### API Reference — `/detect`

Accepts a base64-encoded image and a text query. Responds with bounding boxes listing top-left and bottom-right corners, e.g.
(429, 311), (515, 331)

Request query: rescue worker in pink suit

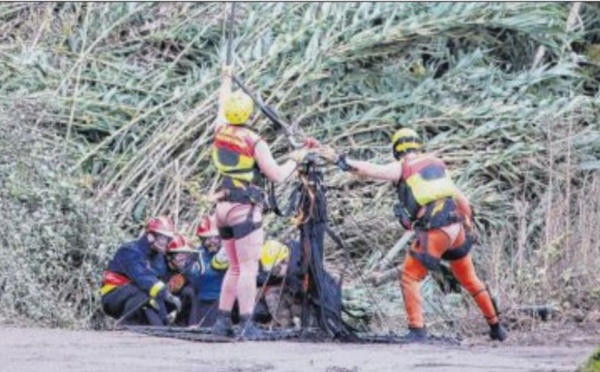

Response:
(210, 65), (318, 339)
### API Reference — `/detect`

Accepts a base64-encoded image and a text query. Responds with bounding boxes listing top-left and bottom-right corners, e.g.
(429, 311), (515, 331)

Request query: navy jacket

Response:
(197, 247), (227, 301)
(106, 235), (169, 296)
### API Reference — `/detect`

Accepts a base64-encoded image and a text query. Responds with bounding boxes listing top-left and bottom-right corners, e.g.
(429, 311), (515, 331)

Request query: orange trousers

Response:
(400, 223), (498, 328)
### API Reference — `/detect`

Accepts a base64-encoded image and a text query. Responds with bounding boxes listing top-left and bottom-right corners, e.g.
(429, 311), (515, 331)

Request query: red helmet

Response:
(167, 234), (194, 253)
(146, 216), (175, 238)
(196, 215), (219, 238)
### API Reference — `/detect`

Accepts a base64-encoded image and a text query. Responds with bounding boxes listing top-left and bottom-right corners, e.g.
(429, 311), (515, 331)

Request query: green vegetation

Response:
(0, 2), (599, 329)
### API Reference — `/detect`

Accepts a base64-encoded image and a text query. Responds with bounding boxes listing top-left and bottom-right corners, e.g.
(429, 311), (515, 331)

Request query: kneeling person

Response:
(101, 216), (182, 326)
(166, 234), (202, 327)
(257, 240), (302, 328)
(196, 216), (228, 327)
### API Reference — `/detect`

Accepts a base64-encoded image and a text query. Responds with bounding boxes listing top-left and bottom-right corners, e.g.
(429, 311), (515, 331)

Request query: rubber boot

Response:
(489, 322), (508, 341)
(211, 310), (234, 337)
(238, 314), (264, 340)
(404, 326), (427, 342)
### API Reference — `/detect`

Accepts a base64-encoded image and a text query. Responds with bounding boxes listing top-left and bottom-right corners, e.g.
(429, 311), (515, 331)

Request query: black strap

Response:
(221, 186), (265, 205)
(441, 233), (474, 261)
(223, 167), (255, 175)
(217, 205), (262, 240)
(218, 221), (262, 240)
(267, 181), (301, 218)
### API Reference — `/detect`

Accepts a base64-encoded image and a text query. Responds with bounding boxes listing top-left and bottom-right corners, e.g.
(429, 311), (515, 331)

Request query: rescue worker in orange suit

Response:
(101, 216), (182, 326)
(210, 65), (319, 339)
(319, 128), (508, 342)
(165, 234), (202, 327)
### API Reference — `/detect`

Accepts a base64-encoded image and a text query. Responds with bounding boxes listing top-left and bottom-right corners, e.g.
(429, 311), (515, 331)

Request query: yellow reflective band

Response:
(395, 141), (422, 154)
(149, 281), (166, 298)
(100, 284), (117, 296)
(392, 128), (420, 144)
(211, 256), (229, 271)
(431, 199), (446, 216)
(405, 172), (457, 207)
(212, 149), (256, 182)
(232, 179), (245, 188)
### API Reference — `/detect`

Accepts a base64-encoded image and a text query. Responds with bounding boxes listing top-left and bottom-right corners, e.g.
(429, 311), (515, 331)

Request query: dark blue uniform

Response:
(166, 259), (202, 326)
(196, 246), (227, 327)
(101, 235), (170, 325)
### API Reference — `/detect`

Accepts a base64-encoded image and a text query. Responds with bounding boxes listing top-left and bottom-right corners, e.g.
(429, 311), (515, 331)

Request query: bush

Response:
(0, 104), (127, 329)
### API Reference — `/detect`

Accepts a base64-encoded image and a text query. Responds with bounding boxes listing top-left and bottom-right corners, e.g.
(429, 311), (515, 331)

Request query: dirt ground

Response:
(0, 325), (596, 372)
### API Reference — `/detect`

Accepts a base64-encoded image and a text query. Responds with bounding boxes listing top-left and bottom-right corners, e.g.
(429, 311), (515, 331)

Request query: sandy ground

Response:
(0, 326), (596, 372)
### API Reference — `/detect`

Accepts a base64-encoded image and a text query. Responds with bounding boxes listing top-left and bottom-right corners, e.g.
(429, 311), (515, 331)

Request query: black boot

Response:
(404, 326), (427, 342)
(489, 322), (508, 341)
(238, 314), (264, 340)
(211, 310), (234, 337)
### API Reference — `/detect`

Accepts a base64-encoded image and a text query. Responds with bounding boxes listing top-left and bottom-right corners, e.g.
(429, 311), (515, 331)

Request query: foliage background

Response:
(0, 2), (599, 332)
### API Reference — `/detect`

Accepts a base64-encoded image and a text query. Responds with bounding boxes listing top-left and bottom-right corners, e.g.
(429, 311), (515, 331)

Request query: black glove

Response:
(164, 291), (182, 313)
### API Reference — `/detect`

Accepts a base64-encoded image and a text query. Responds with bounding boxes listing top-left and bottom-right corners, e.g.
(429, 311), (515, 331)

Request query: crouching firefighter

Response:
(101, 216), (183, 326)
(166, 234), (202, 327)
(257, 240), (303, 328)
(196, 215), (228, 327)
(209, 65), (315, 339)
(319, 128), (508, 342)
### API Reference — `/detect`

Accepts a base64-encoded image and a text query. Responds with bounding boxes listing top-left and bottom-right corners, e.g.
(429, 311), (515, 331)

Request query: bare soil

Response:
(0, 324), (596, 372)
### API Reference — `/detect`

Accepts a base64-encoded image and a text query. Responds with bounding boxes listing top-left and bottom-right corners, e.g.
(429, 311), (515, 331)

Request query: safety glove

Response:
(164, 291), (182, 313)
(166, 310), (178, 325)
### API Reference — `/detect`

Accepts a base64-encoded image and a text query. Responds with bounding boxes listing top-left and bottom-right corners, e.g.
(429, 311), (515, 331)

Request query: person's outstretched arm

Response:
(254, 141), (305, 183)
(215, 65), (233, 130)
(319, 147), (402, 182)
(344, 158), (402, 182)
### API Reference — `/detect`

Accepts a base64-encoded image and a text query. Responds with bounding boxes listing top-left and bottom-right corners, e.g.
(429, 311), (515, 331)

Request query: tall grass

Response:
(0, 2), (599, 330)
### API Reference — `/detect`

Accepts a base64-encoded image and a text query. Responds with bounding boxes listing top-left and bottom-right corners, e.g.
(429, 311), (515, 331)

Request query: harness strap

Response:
(219, 185), (265, 205)
(441, 233), (474, 261)
(217, 205), (262, 240)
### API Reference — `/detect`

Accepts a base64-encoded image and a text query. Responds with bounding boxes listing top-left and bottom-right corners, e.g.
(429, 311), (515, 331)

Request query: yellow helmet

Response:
(392, 128), (423, 160)
(224, 91), (254, 125)
(260, 240), (290, 271)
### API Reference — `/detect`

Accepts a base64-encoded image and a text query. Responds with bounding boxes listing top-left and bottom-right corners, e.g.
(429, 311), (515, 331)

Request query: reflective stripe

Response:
(398, 154), (458, 214)
(405, 173), (457, 206)
(102, 270), (131, 287)
(212, 125), (262, 185)
(100, 284), (117, 296)
(394, 141), (422, 154)
(211, 147), (256, 182)
(211, 256), (229, 271)
(149, 281), (165, 298)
